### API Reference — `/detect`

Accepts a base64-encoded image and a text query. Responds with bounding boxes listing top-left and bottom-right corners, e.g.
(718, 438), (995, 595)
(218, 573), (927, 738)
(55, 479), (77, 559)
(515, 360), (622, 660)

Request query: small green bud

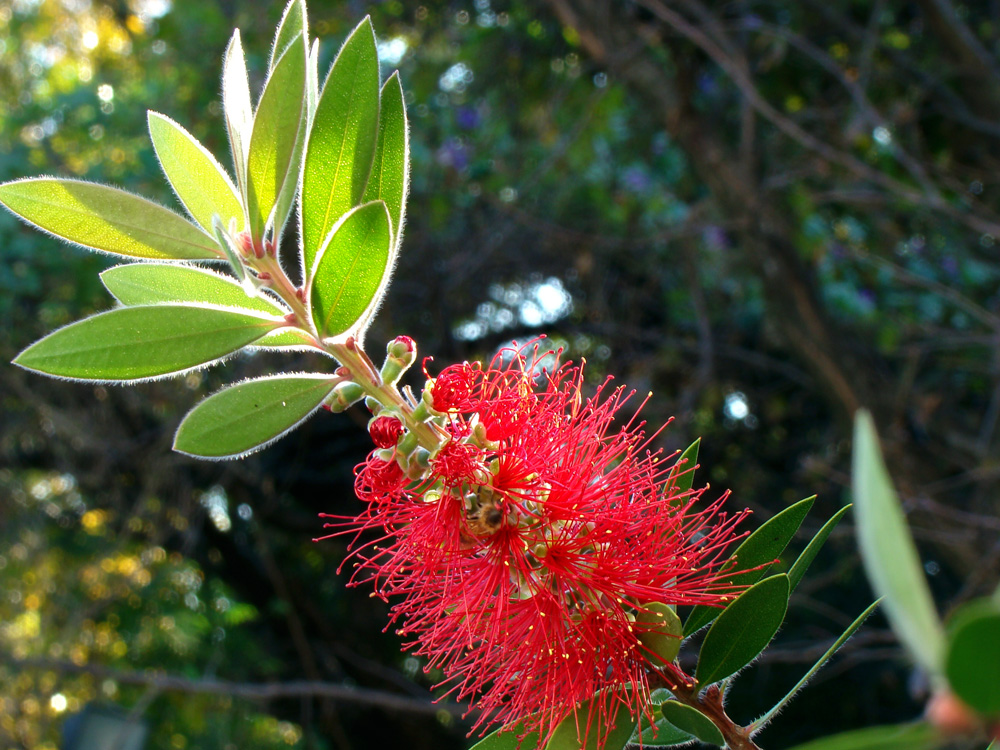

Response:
(636, 602), (684, 665)
(380, 335), (416, 384)
(326, 381), (365, 413)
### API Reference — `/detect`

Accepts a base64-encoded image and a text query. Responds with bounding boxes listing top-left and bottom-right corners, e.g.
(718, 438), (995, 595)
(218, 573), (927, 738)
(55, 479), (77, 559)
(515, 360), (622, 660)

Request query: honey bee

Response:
(464, 484), (505, 538)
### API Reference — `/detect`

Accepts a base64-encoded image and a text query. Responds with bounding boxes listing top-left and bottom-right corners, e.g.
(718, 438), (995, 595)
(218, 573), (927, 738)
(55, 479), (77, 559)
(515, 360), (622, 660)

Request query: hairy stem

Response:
(652, 669), (764, 750)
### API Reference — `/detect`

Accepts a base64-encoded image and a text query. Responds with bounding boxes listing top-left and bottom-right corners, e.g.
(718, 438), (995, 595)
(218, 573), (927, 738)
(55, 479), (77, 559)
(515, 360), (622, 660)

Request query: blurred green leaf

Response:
(684, 497), (813, 635)
(853, 410), (945, 676)
(0, 178), (219, 260)
(174, 374), (338, 459)
(362, 72), (409, 251)
(659, 701), (724, 746)
(301, 17), (380, 277)
(101, 263), (286, 316)
(944, 599), (1000, 715)
(782, 722), (942, 750)
(308, 200), (391, 338)
(752, 599), (881, 732)
(247, 31), (307, 240)
(222, 29), (253, 199)
(788, 505), (851, 591)
(13, 305), (281, 381)
(696, 574), (789, 686)
(148, 112), (244, 234)
(270, 0), (307, 71)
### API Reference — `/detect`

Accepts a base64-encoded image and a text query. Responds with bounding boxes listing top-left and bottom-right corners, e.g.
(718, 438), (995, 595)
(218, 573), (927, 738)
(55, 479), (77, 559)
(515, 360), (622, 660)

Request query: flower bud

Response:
(635, 602), (684, 665)
(380, 335), (417, 384)
(369, 415), (404, 448)
(326, 382), (365, 413)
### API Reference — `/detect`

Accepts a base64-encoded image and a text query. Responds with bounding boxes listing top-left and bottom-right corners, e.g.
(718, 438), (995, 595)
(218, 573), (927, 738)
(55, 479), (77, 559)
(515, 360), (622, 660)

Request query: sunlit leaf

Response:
(684, 496), (814, 635)
(222, 29), (253, 199)
(309, 200), (392, 339)
(270, 0), (306, 71)
(853, 410), (944, 676)
(147, 112), (243, 233)
(362, 72), (409, 249)
(13, 305), (281, 382)
(246, 31), (307, 240)
(659, 701), (724, 746)
(0, 178), (219, 260)
(300, 17), (380, 277)
(696, 574), (789, 686)
(174, 374), (338, 459)
(100, 263), (287, 316)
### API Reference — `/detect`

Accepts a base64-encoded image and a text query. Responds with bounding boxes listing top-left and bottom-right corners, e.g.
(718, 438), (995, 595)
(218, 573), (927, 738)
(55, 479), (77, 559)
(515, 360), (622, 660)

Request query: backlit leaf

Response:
(148, 112), (244, 233)
(309, 200), (392, 339)
(362, 72), (409, 249)
(247, 31), (307, 239)
(100, 263), (287, 316)
(270, 0), (306, 71)
(0, 178), (219, 260)
(174, 374), (338, 459)
(13, 305), (281, 382)
(300, 17), (380, 277)
(222, 29), (253, 199)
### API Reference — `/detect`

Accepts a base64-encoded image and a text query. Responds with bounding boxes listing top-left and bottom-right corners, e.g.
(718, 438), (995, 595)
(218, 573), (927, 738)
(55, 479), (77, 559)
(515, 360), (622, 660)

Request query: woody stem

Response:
(651, 670), (763, 750)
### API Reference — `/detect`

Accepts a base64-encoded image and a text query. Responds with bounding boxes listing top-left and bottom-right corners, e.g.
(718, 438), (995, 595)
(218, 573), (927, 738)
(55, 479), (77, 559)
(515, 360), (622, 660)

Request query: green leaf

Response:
(362, 72), (409, 250)
(696, 574), (789, 686)
(300, 17), (380, 277)
(221, 29), (253, 200)
(0, 178), (219, 260)
(545, 691), (636, 750)
(668, 437), (701, 494)
(788, 504), (851, 591)
(251, 328), (315, 349)
(659, 701), (724, 746)
(853, 409), (945, 676)
(211, 213), (248, 285)
(100, 263), (287, 316)
(467, 723), (539, 750)
(148, 112), (244, 234)
(246, 31), (307, 240)
(684, 496), (814, 635)
(309, 200), (392, 339)
(751, 600), (881, 732)
(944, 599), (1000, 715)
(13, 305), (281, 382)
(782, 722), (941, 750)
(174, 374), (338, 459)
(270, 0), (306, 71)
(636, 717), (693, 748)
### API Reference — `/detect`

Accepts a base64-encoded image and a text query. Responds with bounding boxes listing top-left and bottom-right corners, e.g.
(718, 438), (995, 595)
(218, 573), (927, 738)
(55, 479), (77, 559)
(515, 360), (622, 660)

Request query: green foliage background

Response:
(2, 1), (998, 749)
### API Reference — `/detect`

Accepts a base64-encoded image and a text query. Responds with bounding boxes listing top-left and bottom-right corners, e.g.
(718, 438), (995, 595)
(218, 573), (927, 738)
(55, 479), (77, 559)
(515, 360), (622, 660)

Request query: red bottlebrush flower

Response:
(430, 360), (480, 412)
(354, 452), (406, 503)
(320, 342), (748, 747)
(369, 415), (404, 449)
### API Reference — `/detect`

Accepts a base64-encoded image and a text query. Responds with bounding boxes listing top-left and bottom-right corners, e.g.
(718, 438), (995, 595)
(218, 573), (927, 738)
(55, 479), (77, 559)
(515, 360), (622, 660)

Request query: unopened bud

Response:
(236, 231), (254, 258)
(365, 396), (383, 415)
(369, 415), (404, 448)
(326, 382), (365, 413)
(380, 336), (417, 384)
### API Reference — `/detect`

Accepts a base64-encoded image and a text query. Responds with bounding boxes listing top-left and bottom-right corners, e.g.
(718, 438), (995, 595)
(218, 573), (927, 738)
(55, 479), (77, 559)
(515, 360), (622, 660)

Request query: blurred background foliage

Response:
(2, 0), (999, 748)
